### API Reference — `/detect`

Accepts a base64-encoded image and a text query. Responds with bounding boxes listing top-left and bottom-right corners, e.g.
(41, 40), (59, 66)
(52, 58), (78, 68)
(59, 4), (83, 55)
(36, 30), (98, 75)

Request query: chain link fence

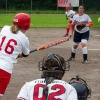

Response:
(0, 0), (100, 14)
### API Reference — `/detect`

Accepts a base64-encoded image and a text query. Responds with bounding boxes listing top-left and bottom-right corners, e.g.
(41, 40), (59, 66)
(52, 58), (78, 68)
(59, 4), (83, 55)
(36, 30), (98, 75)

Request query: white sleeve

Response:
(86, 14), (92, 22)
(67, 86), (78, 100)
(65, 11), (68, 15)
(72, 15), (77, 25)
(0, 26), (9, 33)
(17, 83), (29, 100)
(22, 37), (30, 55)
(71, 10), (75, 15)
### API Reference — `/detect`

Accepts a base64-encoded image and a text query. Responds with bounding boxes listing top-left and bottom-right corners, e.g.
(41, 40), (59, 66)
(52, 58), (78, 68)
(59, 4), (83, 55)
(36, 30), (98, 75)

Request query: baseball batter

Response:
(64, 6), (76, 37)
(0, 13), (31, 100)
(17, 54), (77, 100)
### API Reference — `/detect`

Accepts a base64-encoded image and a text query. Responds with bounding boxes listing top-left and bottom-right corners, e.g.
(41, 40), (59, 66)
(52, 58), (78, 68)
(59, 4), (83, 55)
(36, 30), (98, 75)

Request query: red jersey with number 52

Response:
(0, 26), (30, 73)
(17, 79), (77, 100)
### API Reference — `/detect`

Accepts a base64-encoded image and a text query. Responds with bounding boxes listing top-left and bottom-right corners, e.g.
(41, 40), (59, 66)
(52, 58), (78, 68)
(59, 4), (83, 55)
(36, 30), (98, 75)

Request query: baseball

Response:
(98, 17), (100, 23)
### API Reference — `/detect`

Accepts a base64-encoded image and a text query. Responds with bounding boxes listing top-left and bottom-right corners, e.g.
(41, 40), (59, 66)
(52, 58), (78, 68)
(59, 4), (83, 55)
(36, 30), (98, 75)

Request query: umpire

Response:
(68, 5), (93, 63)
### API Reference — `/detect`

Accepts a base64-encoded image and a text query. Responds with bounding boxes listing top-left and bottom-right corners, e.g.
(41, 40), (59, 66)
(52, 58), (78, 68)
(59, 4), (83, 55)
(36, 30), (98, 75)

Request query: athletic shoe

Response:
(82, 60), (89, 64)
(68, 57), (75, 61)
(63, 34), (68, 37)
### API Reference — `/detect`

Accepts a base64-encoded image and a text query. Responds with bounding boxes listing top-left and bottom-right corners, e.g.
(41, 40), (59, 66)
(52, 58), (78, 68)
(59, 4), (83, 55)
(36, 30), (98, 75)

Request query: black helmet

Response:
(38, 53), (70, 99)
(38, 53), (70, 72)
(69, 76), (91, 100)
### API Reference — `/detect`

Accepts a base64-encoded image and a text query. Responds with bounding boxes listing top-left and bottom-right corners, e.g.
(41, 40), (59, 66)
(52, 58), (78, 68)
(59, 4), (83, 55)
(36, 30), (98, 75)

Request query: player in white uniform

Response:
(68, 5), (93, 63)
(17, 53), (78, 100)
(0, 13), (31, 100)
(64, 6), (76, 37)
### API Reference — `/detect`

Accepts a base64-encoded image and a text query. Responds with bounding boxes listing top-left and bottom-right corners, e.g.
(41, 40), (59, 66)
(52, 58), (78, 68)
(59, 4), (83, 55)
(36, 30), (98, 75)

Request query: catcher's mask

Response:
(38, 53), (70, 73)
(69, 76), (91, 100)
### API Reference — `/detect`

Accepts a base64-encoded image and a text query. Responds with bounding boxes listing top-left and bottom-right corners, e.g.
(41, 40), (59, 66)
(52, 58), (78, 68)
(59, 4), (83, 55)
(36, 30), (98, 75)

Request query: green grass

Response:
(0, 14), (100, 28)
(31, 14), (69, 28)
(90, 14), (100, 28)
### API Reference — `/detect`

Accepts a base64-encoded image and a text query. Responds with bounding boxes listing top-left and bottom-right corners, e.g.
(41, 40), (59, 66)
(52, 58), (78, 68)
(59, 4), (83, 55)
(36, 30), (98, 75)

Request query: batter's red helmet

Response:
(13, 13), (31, 30)
(65, 6), (70, 10)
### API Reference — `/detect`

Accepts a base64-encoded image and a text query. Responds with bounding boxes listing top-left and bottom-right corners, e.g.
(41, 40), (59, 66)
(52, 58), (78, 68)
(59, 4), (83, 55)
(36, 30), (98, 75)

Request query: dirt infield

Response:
(2, 28), (100, 100)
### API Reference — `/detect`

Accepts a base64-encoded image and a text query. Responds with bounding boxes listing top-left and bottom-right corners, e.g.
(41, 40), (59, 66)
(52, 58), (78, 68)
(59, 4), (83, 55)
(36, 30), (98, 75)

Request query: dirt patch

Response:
(2, 28), (100, 100)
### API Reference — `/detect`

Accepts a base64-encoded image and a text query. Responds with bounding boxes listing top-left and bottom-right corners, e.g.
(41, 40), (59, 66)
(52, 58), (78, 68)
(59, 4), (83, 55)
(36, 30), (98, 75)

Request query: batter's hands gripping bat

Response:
(30, 37), (69, 53)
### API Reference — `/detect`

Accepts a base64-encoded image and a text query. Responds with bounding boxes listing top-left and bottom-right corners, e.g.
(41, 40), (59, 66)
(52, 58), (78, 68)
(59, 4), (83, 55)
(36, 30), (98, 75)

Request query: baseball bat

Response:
(30, 37), (69, 53)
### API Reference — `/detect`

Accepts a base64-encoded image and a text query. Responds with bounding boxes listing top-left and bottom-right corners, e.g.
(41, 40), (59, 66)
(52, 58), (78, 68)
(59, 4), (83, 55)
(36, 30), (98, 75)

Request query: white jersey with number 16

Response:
(0, 25), (30, 73)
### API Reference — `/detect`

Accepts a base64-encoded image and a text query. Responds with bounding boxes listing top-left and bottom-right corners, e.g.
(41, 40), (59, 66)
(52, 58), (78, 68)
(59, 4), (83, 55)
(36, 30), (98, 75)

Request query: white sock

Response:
(72, 47), (77, 53)
(82, 47), (88, 54)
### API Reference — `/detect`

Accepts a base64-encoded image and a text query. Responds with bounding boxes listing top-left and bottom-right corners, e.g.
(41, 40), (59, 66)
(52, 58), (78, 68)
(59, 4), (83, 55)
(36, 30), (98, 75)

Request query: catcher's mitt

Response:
(76, 24), (85, 31)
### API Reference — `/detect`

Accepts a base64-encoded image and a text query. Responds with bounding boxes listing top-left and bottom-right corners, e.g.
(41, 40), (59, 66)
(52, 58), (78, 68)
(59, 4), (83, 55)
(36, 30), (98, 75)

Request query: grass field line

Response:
(94, 35), (100, 37)
(91, 59), (100, 60)
(88, 49), (100, 50)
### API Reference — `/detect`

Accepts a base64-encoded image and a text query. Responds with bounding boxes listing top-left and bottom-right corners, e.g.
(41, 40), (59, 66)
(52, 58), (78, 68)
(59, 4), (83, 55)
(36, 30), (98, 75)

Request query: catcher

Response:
(69, 76), (91, 100)
(17, 53), (78, 100)
(68, 4), (93, 63)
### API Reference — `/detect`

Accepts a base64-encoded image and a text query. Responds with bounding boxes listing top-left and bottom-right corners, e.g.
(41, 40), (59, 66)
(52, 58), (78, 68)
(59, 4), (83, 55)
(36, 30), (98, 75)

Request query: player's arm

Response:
(68, 24), (74, 38)
(17, 38), (30, 58)
(68, 15), (77, 38)
(67, 86), (78, 100)
(22, 53), (29, 57)
(74, 11), (77, 15)
(17, 53), (29, 58)
(66, 15), (68, 20)
(65, 11), (68, 20)
(17, 97), (26, 100)
(85, 15), (93, 27)
(17, 83), (28, 100)
(86, 21), (93, 27)
(22, 37), (30, 57)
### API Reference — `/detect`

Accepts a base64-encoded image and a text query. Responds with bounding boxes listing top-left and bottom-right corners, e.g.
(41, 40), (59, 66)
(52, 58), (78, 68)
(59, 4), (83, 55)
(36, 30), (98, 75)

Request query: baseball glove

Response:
(76, 24), (85, 31)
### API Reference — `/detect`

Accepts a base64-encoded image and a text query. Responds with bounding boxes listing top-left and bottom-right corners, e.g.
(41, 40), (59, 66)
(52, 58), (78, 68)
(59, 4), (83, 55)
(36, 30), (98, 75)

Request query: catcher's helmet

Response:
(65, 6), (70, 10)
(38, 53), (70, 72)
(69, 76), (91, 100)
(13, 13), (31, 30)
